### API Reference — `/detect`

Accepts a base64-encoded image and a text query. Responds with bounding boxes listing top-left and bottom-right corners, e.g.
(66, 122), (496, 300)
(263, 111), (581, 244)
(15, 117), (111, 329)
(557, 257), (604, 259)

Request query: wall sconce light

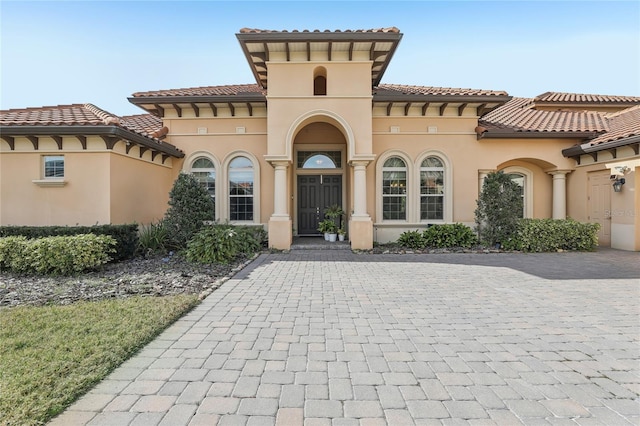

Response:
(612, 178), (626, 192)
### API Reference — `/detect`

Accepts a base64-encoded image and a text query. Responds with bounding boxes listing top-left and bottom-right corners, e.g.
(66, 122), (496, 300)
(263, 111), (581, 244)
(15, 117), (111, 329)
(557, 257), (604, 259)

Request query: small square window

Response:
(44, 156), (64, 178)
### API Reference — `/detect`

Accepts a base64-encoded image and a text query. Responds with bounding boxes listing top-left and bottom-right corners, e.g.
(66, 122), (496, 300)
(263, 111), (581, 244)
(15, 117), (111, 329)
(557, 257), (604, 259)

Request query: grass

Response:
(0, 295), (199, 425)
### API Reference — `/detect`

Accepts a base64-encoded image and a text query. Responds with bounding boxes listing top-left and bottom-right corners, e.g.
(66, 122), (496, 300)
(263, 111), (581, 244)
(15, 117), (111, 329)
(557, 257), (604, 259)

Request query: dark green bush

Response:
(0, 224), (138, 261)
(423, 223), (478, 248)
(475, 171), (523, 247)
(397, 230), (427, 249)
(185, 224), (264, 264)
(164, 173), (215, 249)
(0, 234), (116, 275)
(502, 218), (600, 252)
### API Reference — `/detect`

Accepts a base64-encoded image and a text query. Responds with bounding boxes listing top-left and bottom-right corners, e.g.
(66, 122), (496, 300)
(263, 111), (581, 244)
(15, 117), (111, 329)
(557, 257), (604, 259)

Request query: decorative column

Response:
(272, 161), (289, 217)
(478, 169), (494, 194)
(352, 160), (369, 218)
(349, 159), (373, 250)
(548, 170), (570, 219)
(268, 160), (292, 250)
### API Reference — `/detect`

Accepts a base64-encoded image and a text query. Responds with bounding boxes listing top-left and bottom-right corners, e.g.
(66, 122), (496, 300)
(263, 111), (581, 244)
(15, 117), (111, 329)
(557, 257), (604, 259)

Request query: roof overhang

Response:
(0, 125), (184, 158)
(128, 93), (267, 117)
(562, 134), (640, 158)
(477, 128), (601, 140)
(236, 29), (403, 89)
(374, 93), (512, 116)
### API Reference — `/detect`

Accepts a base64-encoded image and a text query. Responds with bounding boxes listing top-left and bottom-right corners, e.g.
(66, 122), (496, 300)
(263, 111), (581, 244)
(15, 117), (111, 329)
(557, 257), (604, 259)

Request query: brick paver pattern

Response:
(52, 250), (640, 425)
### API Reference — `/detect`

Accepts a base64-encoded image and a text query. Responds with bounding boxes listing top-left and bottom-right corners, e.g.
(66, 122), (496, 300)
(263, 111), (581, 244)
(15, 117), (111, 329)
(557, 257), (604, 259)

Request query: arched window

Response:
(382, 157), (407, 220)
(420, 156), (444, 220)
(229, 156), (254, 221)
(314, 67), (327, 96)
(505, 172), (525, 218)
(190, 157), (216, 218)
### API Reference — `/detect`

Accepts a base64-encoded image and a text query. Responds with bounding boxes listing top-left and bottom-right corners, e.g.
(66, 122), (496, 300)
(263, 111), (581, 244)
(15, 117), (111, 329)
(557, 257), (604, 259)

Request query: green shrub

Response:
(185, 224), (264, 264)
(0, 236), (28, 271)
(163, 173), (215, 249)
(0, 234), (116, 275)
(137, 221), (168, 255)
(422, 223), (478, 248)
(502, 218), (600, 252)
(0, 224), (138, 262)
(475, 171), (523, 247)
(397, 230), (427, 249)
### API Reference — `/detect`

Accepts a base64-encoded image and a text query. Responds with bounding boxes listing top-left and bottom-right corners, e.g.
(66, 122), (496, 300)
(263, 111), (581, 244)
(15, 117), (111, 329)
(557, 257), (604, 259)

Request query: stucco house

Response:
(1, 28), (639, 251)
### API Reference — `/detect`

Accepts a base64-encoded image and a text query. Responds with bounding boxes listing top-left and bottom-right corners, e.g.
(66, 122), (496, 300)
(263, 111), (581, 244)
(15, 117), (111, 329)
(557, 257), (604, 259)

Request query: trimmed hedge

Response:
(397, 223), (477, 249)
(0, 224), (138, 261)
(0, 234), (116, 275)
(502, 218), (600, 252)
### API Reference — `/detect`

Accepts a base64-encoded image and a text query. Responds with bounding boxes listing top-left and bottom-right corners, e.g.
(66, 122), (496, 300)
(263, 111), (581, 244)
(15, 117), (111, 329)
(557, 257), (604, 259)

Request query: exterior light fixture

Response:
(612, 178), (626, 192)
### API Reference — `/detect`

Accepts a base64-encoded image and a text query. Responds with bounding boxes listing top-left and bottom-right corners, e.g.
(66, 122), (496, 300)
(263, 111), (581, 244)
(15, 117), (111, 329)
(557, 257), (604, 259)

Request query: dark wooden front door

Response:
(297, 175), (342, 235)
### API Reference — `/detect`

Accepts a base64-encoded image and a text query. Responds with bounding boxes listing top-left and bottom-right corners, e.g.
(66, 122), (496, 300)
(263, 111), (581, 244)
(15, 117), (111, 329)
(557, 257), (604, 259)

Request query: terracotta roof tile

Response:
(0, 104), (178, 153)
(588, 105), (640, 146)
(376, 84), (508, 97)
(131, 84), (265, 98)
(481, 97), (610, 133)
(239, 27), (401, 34)
(534, 91), (640, 104)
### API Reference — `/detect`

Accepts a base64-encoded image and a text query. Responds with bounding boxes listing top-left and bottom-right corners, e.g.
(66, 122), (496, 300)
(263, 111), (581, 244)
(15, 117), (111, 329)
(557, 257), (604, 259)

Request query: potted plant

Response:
(337, 228), (346, 242)
(317, 219), (333, 241)
(324, 204), (344, 230)
(327, 221), (338, 242)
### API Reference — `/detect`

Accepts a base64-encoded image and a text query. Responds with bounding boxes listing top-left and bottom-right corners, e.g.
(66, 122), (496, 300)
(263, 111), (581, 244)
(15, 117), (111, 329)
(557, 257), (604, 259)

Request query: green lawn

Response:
(0, 295), (199, 425)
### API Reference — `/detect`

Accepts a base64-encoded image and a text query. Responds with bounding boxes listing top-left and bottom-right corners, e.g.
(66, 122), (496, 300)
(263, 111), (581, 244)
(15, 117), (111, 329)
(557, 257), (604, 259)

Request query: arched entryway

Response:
(293, 122), (348, 236)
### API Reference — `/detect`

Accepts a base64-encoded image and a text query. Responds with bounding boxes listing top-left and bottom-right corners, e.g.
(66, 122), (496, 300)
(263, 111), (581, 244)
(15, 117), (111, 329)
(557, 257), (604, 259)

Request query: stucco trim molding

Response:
(32, 179), (67, 188)
(285, 110), (356, 162)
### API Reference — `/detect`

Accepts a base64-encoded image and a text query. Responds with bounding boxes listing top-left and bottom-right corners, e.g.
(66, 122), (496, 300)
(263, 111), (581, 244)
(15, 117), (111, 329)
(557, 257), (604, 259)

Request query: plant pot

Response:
(338, 234), (345, 242)
(324, 232), (330, 241)
(328, 233), (337, 242)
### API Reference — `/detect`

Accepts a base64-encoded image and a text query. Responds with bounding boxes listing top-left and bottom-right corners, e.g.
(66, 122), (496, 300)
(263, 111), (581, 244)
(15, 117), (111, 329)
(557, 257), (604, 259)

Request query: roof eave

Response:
(562, 134), (640, 157)
(478, 130), (600, 140)
(373, 94), (512, 104)
(128, 94), (267, 105)
(0, 125), (184, 158)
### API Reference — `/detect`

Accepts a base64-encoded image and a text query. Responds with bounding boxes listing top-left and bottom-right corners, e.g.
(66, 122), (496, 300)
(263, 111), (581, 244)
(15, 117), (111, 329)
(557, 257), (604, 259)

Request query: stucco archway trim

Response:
(284, 110), (356, 162)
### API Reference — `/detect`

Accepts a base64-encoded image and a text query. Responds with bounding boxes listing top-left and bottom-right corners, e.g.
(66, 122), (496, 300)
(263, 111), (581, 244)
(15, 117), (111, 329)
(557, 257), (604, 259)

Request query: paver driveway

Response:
(52, 249), (640, 425)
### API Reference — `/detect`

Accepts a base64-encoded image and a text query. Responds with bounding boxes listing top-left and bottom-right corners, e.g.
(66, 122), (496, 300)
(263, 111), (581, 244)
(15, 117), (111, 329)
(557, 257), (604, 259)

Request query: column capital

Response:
(546, 169), (572, 176)
(268, 160), (291, 169)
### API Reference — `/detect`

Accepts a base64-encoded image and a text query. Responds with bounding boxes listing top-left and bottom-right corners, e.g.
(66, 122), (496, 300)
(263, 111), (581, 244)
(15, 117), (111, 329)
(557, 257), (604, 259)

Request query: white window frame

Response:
(33, 155), (67, 187)
(183, 152), (220, 220)
(223, 151), (261, 224)
(416, 151), (453, 223)
(376, 151), (412, 223)
(500, 166), (533, 218)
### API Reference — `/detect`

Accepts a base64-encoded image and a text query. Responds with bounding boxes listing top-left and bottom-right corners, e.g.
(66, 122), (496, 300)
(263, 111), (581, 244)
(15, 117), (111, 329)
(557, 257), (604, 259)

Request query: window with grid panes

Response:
(420, 156), (444, 220)
(229, 156), (254, 221)
(190, 157), (216, 219)
(382, 157), (407, 220)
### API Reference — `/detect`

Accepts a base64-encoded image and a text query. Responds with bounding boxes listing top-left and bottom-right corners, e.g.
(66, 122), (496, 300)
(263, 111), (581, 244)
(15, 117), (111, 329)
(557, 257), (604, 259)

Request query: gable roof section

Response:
(236, 27), (403, 89)
(0, 104), (183, 159)
(477, 97), (608, 139)
(562, 105), (640, 158)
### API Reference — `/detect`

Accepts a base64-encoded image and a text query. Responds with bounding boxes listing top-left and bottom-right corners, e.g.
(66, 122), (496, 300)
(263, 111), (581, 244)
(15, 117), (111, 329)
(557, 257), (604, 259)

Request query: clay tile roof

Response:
(587, 105), (640, 146)
(376, 83), (508, 97)
(131, 84), (266, 98)
(0, 104), (109, 126)
(480, 97), (609, 133)
(0, 104), (182, 156)
(534, 91), (640, 104)
(238, 27), (401, 34)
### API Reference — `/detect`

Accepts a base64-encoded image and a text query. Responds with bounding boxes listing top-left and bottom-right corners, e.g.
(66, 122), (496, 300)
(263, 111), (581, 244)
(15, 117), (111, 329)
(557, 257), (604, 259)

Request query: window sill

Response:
(32, 179), (67, 187)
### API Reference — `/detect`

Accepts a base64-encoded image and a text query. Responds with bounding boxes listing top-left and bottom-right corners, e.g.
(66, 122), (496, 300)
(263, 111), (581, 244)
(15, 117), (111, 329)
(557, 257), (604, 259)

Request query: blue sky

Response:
(2, 1), (639, 116)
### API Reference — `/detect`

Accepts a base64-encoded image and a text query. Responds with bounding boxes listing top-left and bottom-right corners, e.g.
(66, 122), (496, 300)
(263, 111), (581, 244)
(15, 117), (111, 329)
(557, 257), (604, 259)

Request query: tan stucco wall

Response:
(1, 136), (176, 227)
(1, 137), (111, 225)
(109, 151), (174, 225)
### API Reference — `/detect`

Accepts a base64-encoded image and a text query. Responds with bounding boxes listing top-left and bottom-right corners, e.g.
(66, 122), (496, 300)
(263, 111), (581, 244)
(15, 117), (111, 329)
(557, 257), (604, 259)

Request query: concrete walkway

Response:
(52, 249), (640, 425)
